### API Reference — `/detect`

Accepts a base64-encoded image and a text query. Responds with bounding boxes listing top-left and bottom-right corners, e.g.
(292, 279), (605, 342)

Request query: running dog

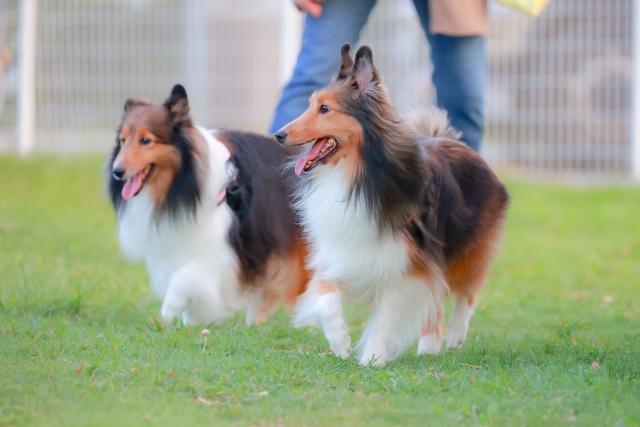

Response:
(107, 84), (309, 326)
(275, 44), (509, 366)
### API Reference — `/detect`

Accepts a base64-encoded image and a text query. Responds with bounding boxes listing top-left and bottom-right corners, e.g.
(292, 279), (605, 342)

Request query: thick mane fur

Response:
(219, 131), (299, 283)
(164, 128), (202, 217)
(290, 84), (509, 269)
(342, 86), (429, 233)
(305, 44), (508, 267)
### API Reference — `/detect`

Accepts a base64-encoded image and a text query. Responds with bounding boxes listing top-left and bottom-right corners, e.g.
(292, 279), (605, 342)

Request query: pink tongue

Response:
(121, 171), (145, 201)
(294, 139), (327, 176)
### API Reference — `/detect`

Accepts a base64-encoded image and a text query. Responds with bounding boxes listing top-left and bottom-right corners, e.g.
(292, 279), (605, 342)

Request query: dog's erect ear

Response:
(336, 43), (354, 80)
(352, 46), (380, 97)
(170, 84), (188, 101)
(123, 98), (151, 113)
(164, 84), (191, 126)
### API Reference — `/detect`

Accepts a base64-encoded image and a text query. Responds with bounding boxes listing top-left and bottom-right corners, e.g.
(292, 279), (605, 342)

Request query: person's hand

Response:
(294, 0), (323, 18)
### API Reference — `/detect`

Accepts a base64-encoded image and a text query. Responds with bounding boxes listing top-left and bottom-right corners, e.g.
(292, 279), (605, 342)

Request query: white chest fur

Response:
(116, 188), (236, 300)
(297, 162), (410, 299)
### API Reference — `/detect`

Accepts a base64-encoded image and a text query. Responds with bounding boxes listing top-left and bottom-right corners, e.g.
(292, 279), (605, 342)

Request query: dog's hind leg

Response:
(417, 301), (444, 355)
(293, 274), (351, 360)
(443, 184), (509, 350)
(247, 249), (311, 326)
(444, 218), (505, 350)
(245, 288), (281, 325)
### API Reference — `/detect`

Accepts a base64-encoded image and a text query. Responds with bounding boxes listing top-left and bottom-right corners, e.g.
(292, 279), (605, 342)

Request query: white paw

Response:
(325, 321), (351, 360)
(359, 352), (387, 367)
(161, 295), (186, 325)
(417, 333), (442, 355)
(181, 312), (193, 326)
(445, 324), (467, 350)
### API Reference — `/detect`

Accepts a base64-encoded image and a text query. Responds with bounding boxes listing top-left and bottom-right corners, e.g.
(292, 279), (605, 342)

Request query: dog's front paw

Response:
(324, 321), (351, 360)
(417, 333), (442, 355)
(161, 294), (187, 325)
(358, 351), (387, 367)
(445, 324), (467, 350)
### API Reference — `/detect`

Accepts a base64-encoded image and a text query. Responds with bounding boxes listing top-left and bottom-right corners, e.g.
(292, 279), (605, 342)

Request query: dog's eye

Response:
(119, 137), (125, 145)
(319, 105), (330, 114)
(140, 137), (151, 145)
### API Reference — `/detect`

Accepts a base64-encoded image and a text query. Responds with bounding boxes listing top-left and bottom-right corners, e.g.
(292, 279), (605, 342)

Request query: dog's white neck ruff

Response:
(115, 127), (245, 324)
(297, 160), (410, 300)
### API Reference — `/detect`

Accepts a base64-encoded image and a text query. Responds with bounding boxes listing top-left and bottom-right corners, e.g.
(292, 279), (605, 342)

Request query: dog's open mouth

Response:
(121, 164), (154, 201)
(295, 137), (338, 176)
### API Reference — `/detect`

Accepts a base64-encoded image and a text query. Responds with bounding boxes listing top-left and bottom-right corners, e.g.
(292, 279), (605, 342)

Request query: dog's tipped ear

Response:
(170, 84), (188, 101)
(123, 98), (151, 113)
(352, 46), (380, 96)
(336, 43), (354, 80)
(164, 84), (191, 126)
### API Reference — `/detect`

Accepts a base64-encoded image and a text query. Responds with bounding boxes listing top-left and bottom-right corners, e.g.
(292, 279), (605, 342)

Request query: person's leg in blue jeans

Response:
(269, 0), (377, 134)
(271, 0), (486, 152)
(412, 1), (486, 152)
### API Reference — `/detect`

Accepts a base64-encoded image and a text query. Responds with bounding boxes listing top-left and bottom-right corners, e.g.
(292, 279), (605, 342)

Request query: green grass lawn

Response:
(1, 156), (639, 427)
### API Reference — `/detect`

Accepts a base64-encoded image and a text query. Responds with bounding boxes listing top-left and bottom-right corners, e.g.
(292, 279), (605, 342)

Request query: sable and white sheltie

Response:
(275, 45), (510, 366)
(107, 84), (309, 325)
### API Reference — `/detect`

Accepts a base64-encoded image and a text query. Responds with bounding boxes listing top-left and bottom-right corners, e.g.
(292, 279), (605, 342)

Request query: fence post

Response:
(185, 0), (208, 125)
(16, 0), (38, 157)
(633, 0), (640, 183)
(279, 0), (303, 85)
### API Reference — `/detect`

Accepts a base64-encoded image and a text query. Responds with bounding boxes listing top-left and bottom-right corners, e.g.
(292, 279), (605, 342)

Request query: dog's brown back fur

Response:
(425, 139), (509, 295)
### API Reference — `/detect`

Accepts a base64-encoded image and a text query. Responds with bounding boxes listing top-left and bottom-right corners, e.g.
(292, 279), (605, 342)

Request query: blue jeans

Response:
(269, 0), (486, 152)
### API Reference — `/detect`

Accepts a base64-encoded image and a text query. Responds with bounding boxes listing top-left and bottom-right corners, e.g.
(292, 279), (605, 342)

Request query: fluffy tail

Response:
(403, 106), (461, 140)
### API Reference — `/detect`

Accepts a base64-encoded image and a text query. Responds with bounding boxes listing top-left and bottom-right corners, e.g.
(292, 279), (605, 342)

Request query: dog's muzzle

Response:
(274, 130), (287, 145)
(112, 166), (126, 181)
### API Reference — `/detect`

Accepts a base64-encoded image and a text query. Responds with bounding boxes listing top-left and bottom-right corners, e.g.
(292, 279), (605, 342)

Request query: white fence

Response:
(0, 0), (635, 180)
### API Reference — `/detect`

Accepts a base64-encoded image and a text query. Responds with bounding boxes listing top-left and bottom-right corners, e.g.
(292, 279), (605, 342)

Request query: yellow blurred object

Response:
(493, 0), (550, 16)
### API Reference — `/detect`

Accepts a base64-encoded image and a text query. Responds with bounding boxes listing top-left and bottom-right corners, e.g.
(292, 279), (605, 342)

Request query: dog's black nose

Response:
(274, 130), (287, 145)
(112, 167), (126, 180)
